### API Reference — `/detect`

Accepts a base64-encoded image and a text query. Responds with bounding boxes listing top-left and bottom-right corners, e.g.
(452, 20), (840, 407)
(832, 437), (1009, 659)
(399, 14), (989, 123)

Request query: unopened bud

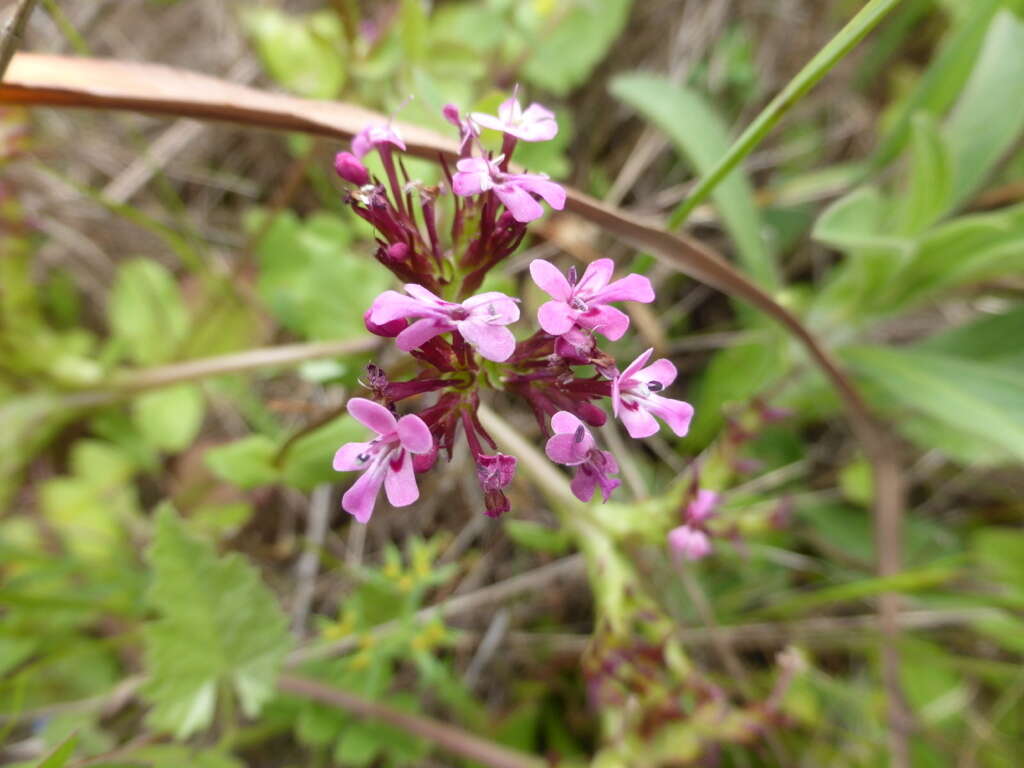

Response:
(334, 151), (370, 185)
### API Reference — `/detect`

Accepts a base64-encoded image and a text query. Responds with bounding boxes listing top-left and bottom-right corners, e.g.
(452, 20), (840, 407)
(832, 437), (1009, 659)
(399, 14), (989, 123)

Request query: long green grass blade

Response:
(668, 0), (905, 228)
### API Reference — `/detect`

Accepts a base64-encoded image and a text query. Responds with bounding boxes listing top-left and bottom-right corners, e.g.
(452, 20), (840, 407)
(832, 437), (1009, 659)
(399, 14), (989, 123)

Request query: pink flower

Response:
(368, 284), (520, 362)
(351, 122), (406, 159)
(476, 453), (517, 517)
(452, 157), (565, 223)
(529, 258), (654, 341)
(544, 411), (621, 503)
(333, 398), (433, 523)
(668, 525), (711, 561)
(442, 103), (478, 153)
(471, 97), (558, 142)
(611, 349), (694, 439)
(686, 489), (719, 524)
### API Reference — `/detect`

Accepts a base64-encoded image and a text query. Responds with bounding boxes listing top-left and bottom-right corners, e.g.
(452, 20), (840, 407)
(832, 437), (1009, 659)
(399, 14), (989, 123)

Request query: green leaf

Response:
(812, 185), (908, 253)
(142, 507), (291, 737)
(204, 435), (280, 489)
(35, 733), (78, 768)
(944, 10), (1024, 205)
(241, 8), (346, 99)
(844, 345), (1024, 463)
(973, 528), (1024, 595)
(504, 519), (572, 555)
(522, 0), (634, 96)
(132, 384), (205, 453)
(896, 113), (952, 234)
(918, 304), (1024, 369)
(280, 414), (365, 491)
(108, 260), (189, 365)
(253, 211), (391, 341)
(610, 73), (779, 289)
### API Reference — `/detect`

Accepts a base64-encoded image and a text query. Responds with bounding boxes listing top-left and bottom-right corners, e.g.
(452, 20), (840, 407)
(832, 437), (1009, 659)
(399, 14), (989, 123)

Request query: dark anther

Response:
(574, 425), (586, 443)
(357, 453), (370, 463)
(647, 381), (663, 392)
(568, 265), (578, 286)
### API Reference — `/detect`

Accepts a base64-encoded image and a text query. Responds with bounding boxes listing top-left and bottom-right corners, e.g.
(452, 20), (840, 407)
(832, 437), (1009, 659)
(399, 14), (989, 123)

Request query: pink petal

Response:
(546, 433), (589, 466)
(578, 305), (630, 341)
(342, 463), (386, 523)
(551, 410), (584, 435)
(396, 414), (433, 454)
(620, 348), (655, 384)
(637, 358), (678, 389)
(494, 183), (543, 223)
(396, 318), (451, 351)
(687, 490), (720, 523)
(576, 259), (614, 297)
(369, 290), (426, 325)
(668, 526), (711, 561)
(529, 259), (572, 301)
(570, 466), (598, 502)
(509, 175), (565, 210)
(537, 300), (576, 336)
(468, 111), (507, 134)
(384, 450), (419, 507)
(648, 395), (694, 438)
(402, 283), (447, 307)
(592, 274), (655, 304)
(518, 103), (558, 141)
(463, 292), (520, 324)
(619, 402), (660, 439)
(333, 441), (375, 471)
(347, 397), (397, 436)
(457, 320), (516, 362)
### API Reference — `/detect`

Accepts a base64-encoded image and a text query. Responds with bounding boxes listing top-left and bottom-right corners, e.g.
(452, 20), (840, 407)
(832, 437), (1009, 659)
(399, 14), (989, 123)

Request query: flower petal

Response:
(457, 319), (517, 362)
(333, 441), (375, 471)
(592, 273), (655, 304)
(368, 290), (427, 325)
(570, 465), (599, 502)
(347, 397), (397, 436)
(576, 259), (615, 297)
(518, 103), (558, 141)
(342, 462), (386, 523)
(687, 489), (719, 523)
(545, 433), (592, 466)
(648, 395), (694, 438)
(668, 525), (711, 561)
(402, 283), (447, 307)
(529, 259), (572, 301)
(618, 401), (660, 439)
(551, 410), (584, 435)
(619, 348), (654, 385)
(463, 292), (520, 324)
(636, 358), (678, 389)
(396, 414), (433, 454)
(384, 450), (419, 507)
(509, 174), (566, 210)
(578, 304), (630, 341)
(468, 112), (507, 134)
(494, 183), (544, 223)
(537, 300), (576, 336)
(396, 318), (450, 351)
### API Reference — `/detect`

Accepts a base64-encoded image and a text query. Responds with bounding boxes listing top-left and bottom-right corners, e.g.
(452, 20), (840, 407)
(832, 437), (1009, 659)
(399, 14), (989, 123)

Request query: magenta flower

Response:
(351, 122), (406, 159)
(668, 525), (712, 561)
(686, 489), (719, 524)
(530, 258), (654, 341)
(611, 349), (694, 439)
(333, 398), (433, 523)
(544, 411), (621, 502)
(452, 157), (565, 223)
(476, 453), (517, 517)
(470, 96), (558, 142)
(368, 284), (520, 362)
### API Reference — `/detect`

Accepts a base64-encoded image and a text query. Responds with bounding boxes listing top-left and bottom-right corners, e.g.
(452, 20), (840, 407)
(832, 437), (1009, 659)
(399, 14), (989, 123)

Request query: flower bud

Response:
(364, 308), (406, 338)
(334, 151), (370, 186)
(668, 525), (711, 561)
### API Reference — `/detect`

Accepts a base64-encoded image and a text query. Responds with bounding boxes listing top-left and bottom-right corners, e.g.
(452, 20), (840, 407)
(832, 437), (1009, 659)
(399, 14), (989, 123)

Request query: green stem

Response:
(668, 0), (906, 229)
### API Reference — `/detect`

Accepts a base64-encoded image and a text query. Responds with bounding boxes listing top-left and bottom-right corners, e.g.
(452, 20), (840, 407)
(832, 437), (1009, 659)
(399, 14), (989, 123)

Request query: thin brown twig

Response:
(0, 0), (38, 80)
(277, 675), (543, 768)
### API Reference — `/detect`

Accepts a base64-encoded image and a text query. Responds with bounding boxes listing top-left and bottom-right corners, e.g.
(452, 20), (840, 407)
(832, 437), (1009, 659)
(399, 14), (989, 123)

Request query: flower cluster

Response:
(668, 489), (719, 561)
(332, 95), (694, 521)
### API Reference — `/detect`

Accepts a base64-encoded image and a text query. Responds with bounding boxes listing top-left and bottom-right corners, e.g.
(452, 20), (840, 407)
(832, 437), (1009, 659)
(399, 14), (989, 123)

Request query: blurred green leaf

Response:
(523, 0), (634, 95)
(108, 260), (189, 365)
(142, 506), (291, 737)
(242, 8), (346, 99)
(944, 10), (1024, 205)
(132, 384), (205, 453)
(812, 185), (908, 253)
(896, 113), (952, 234)
(281, 413), (365, 491)
(610, 73), (779, 289)
(504, 519), (572, 554)
(918, 304), (1024, 369)
(204, 435), (280, 489)
(973, 528), (1024, 595)
(845, 345), (1024, 463)
(34, 733), (78, 768)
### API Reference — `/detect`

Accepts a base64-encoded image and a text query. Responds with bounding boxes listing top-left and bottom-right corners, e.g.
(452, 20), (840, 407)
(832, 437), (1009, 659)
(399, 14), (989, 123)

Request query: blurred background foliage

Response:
(1, 0), (1023, 766)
